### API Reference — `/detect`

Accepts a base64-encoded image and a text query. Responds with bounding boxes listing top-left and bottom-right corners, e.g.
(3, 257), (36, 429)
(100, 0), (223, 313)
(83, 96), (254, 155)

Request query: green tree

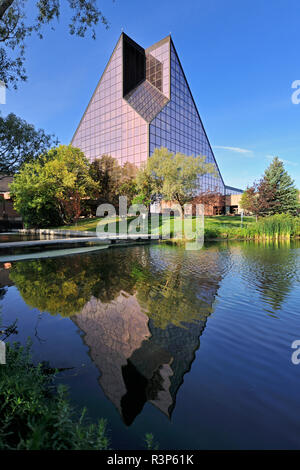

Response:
(0, 0), (109, 89)
(10, 144), (97, 227)
(90, 156), (138, 210)
(118, 162), (138, 207)
(240, 180), (279, 220)
(0, 112), (58, 178)
(90, 155), (121, 208)
(263, 157), (299, 215)
(136, 147), (216, 215)
(133, 165), (154, 210)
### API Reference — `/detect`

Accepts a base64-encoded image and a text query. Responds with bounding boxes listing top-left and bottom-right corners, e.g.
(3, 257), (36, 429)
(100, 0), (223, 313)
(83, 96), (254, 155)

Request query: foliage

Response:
(90, 156), (138, 210)
(9, 245), (214, 329)
(238, 239), (299, 311)
(0, 341), (109, 450)
(90, 155), (121, 208)
(204, 214), (300, 240)
(10, 144), (97, 227)
(132, 254), (215, 329)
(263, 157), (299, 215)
(241, 157), (299, 217)
(0, 0), (109, 89)
(144, 433), (159, 450)
(118, 161), (138, 207)
(9, 250), (138, 316)
(0, 112), (58, 178)
(246, 213), (300, 240)
(240, 180), (279, 219)
(136, 147), (216, 212)
(134, 165), (154, 209)
(240, 186), (257, 215)
(9, 256), (99, 316)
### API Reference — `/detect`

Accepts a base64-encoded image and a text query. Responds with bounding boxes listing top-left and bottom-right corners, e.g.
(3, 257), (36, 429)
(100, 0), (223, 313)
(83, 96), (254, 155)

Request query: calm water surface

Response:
(1, 241), (300, 449)
(0, 233), (64, 243)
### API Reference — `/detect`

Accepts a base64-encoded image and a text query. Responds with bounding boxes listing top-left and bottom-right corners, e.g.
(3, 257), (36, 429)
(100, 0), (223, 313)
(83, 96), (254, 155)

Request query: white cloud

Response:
(266, 155), (298, 167)
(213, 145), (253, 155)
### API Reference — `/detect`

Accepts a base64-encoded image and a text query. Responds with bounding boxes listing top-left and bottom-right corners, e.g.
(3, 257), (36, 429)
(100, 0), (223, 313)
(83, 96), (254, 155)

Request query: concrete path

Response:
(0, 234), (155, 250)
(0, 237), (110, 250)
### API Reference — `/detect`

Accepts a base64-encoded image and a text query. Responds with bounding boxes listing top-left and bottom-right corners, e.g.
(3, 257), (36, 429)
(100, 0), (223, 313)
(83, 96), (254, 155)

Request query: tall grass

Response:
(203, 214), (300, 240)
(245, 214), (300, 240)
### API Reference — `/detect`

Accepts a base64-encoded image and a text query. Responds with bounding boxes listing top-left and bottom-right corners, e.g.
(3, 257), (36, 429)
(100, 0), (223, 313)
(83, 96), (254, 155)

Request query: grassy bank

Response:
(52, 214), (300, 241)
(0, 342), (109, 450)
(205, 214), (300, 240)
(53, 215), (255, 236)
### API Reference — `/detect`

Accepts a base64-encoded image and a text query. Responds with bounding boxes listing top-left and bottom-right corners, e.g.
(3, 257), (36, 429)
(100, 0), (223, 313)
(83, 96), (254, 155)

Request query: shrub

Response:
(0, 342), (109, 450)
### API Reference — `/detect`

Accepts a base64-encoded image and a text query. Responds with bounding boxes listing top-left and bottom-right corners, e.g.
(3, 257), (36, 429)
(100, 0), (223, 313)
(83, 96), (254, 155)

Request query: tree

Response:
(240, 185), (258, 218)
(136, 147), (216, 215)
(90, 156), (138, 211)
(90, 155), (121, 208)
(132, 165), (154, 210)
(0, 112), (58, 178)
(118, 162), (138, 207)
(241, 157), (299, 218)
(10, 144), (97, 227)
(263, 157), (299, 215)
(240, 180), (279, 220)
(0, 1), (109, 89)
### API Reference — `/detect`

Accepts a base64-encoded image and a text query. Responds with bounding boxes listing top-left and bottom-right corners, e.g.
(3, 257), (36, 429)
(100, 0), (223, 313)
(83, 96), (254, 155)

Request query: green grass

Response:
(52, 214), (300, 240)
(54, 215), (254, 238)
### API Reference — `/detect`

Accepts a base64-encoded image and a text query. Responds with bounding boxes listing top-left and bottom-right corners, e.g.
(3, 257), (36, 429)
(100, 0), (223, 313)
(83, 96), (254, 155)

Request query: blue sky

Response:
(1, 0), (300, 189)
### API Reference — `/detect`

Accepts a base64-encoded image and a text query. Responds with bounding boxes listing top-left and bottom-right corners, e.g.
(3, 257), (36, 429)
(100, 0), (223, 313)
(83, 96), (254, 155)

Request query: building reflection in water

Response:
(73, 292), (211, 425)
(4, 244), (229, 425)
(71, 246), (225, 425)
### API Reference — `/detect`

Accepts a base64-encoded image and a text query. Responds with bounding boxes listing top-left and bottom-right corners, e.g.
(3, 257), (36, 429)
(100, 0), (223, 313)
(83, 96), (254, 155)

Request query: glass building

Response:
(72, 33), (241, 196)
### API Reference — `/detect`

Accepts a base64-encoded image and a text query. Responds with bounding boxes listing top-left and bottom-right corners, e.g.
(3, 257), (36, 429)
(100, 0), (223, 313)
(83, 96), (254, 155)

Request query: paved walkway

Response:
(0, 245), (110, 263)
(0, 234), (156, 263)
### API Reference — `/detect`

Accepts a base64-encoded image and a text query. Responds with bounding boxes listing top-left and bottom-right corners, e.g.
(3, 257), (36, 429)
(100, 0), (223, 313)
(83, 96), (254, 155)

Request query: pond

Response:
(0, 233), (65, 243)
(1, 240), (300, 449)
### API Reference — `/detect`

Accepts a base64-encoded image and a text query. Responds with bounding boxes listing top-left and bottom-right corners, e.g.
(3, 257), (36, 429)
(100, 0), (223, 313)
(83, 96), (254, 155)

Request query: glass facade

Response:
(225, 186), (244, 196)
(149, 40), (225, 194)
(72, 36), (148, 167)
(72, 33), (239, 195)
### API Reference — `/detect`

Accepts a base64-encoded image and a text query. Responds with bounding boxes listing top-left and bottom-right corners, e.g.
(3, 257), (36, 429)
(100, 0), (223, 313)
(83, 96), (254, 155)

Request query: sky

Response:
(1, 0), (300, 189)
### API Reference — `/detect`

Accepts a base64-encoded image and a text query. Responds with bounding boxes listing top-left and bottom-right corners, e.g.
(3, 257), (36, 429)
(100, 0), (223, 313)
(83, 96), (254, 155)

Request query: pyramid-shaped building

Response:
(72, 33), (242, 197)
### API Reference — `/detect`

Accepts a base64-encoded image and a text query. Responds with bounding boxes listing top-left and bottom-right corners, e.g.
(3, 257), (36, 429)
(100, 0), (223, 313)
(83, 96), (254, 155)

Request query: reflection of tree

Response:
(71, 244), (226, 425)
(7, 243), (228, 425)
(8, 249), (140, 317)
(9, 257), (97, 316)
(0, 287), (7, 301)
(132, 262), (214, 329)
(9, 242), (226, 327)
(239, 240), (300, 312)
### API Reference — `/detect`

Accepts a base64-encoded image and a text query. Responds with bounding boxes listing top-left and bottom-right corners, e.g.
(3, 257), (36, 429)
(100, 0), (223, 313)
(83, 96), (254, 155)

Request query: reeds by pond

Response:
(203, 214), (300, 240)
(245, 214), (300, 240)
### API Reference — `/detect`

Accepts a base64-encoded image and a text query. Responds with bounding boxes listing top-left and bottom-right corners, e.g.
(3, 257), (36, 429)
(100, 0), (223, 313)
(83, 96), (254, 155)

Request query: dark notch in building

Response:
(72, 33), (243, 209)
